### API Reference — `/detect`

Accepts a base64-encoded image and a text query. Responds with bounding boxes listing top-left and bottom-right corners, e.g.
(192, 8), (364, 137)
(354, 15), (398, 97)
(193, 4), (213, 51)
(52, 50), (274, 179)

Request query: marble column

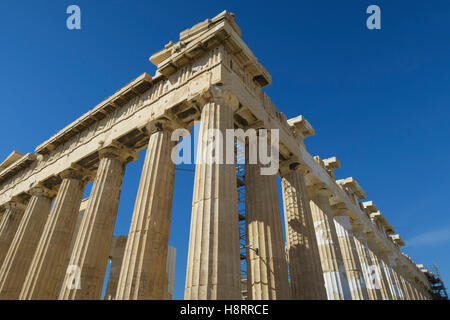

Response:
(378, 251), (401, 300)
(115, 122), (176, 300)
(104, 236), (127, 300)
(396, 267), (412, 300)
(333, 214), (369, 300)
(0, 200), (26, 266)
(404, 277), (418, 300)
(366, 244), (393, 300)
(246, 163), (290, 300)
(19, 168), (86, 300)
(414, 283), (423, 300)
(59, 146), (129, 300)
(352, 228), (383, 300)
(389, 259), (406, 300)
(309, 187), (351, 300)
(184, 99), (241, 300)
(0, 187), (52, 299)
(280, 167), (327, 300)
(403, 269), (419, 300)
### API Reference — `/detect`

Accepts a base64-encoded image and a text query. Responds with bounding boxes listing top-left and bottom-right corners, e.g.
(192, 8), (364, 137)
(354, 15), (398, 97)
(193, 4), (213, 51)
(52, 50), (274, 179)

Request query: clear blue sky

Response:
(1, 0), (449, 299)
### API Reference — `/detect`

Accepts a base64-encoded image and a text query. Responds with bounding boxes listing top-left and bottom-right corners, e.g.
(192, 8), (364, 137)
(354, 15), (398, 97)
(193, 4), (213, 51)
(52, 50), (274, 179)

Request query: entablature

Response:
(35, 73), (153, 155)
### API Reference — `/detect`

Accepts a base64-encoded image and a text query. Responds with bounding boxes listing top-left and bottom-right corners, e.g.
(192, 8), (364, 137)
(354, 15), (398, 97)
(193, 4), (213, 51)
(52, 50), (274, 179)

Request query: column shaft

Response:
(115, 127), (176, 300)
(352, 231), (383, 300)
(0, 189), (52, 299)
(366, 246), (393, 299)
(404, 278), (418, 300)
(19, 170), (85, 299)
(184, 101), (241, 300)
(378, 252), (400, 300)
(390, 263), (406, 300)
(0, 202), (26, 266)
(60, 151), (125, 300)
(333, 215), (369, 300)
(397, 269), (412, 300)
(281, 171), (327, 300)
(309, 190), (351, 300)
(246, 164), (290, 300)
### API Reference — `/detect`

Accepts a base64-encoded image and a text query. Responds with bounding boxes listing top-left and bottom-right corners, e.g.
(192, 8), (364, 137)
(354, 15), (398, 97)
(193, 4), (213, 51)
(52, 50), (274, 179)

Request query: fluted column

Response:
(419, 283), (430, 300)
(410, 281), (421, 300)
(280, 166), (327, 300)
(333, 214), (369, 300)
(414, 282), (423, 300)
(388, 257), (406, 300)
(366, 243), (393, 299)
(115, 122), (176, 300)
(352, 228), (383, 300)
(0, 200), (26, 266)
(410, 276), (423, 300)
(408, 275), (421, 300)
(309, 187), (351, 300)
(0, 187), (53, 299)
(104, 236), (127, 300)
(59, 146), (130, 300)
(404, 276), (418, 300)
(378, 251), (401, 300)
(416, 285), (424, 300)
(396, 266), (412, 300)
(19, 168), (86, 300)
(246, 163), (290, 300)
(184, 98), (241, 300)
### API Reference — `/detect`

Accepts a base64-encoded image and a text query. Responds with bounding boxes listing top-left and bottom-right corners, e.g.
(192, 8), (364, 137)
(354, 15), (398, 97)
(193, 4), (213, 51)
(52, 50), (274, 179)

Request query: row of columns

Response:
(0, 96), (431, 300)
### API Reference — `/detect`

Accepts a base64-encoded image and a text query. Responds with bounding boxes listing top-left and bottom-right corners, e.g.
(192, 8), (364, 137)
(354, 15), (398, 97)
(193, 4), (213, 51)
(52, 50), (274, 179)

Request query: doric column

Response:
(388, 256), (407, 300)
(309, 187), (351, 300)
(332, 213), (369, 300)
(378, 250), (401, 300)
(184, 91), (241, 300)
(396, 265), (413, 300)
(0, 187), (53, 299)
(59, 145), (132, 300)
(351, 226), (383, 300)
(413, 281), (423, 300)
(280, 164), (327, 300)
(366, 240), (393, 300)
(0, 200), (27, 266)
(411, 275), (422, 300)
(104, 236), (127, 300)
(404, 276), (418, 300)
(413, 283), (422, 300)
(19, 167), (87, 300)
(246, 162), (290, 300)
(115, 121), (177, 300)
(418, 282), (430, 300)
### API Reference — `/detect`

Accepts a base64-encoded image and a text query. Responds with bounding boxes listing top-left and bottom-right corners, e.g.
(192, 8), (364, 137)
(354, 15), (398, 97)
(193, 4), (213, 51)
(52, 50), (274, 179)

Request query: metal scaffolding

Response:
(426, 264), (448, 300)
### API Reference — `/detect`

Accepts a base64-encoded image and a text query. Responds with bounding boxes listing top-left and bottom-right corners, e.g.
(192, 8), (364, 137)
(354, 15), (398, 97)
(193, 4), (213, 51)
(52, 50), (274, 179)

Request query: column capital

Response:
(29, 185), (55, 199)
(144, 117), (190, 136)
(98, 142), (139, 164)
(308, 183), (333, 199)
(59, 164), (94, 183)
(202, 84), (240, 112)
(278, 160), (309, 177)
(187, 83), (239, 111)
(3, 199), (27, 212)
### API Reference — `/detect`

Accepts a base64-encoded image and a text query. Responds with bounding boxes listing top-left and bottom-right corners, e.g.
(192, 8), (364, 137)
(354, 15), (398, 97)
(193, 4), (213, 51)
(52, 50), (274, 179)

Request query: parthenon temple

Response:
(0, 11), (437, 300)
